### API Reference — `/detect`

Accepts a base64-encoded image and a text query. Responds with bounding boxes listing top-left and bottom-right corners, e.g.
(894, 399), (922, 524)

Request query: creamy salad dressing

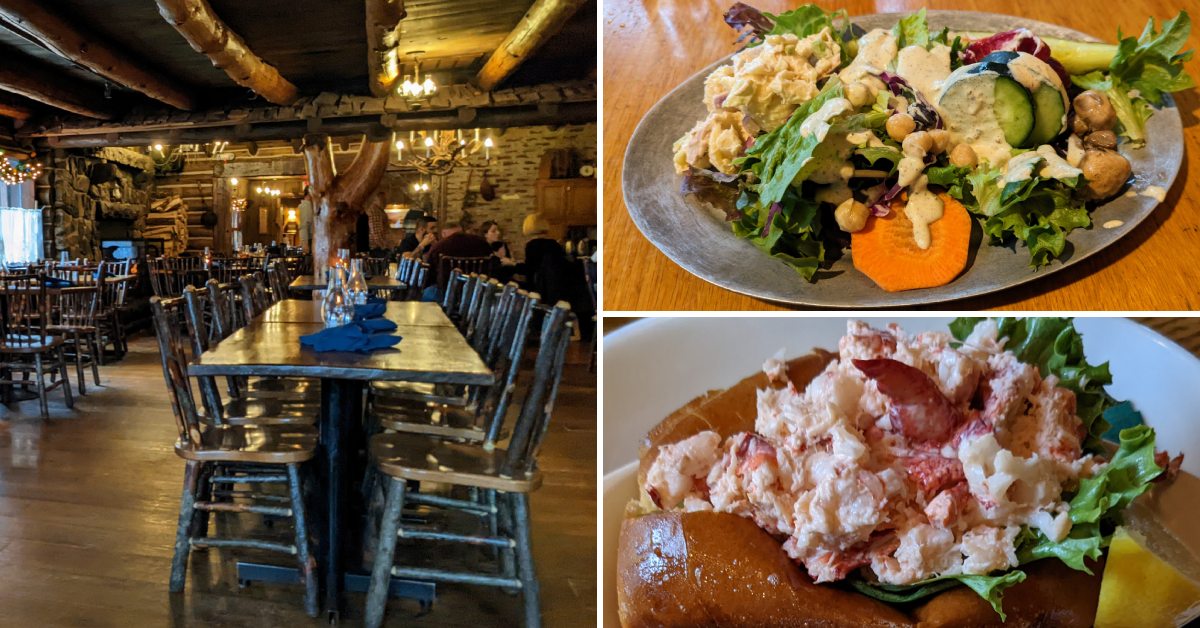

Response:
(895, 44), (952, 103)
(1003, 146), (1082, 184)
(799, 97), (852, 141)
(938, 69), (1013, 167)
(905, 175), (944, 250)
(1143, 185), (1167, 202)
(839, 29), (897, 84)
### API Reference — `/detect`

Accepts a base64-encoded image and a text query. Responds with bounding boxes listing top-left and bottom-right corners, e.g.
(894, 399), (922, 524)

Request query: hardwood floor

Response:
(0, 334), (597, 627)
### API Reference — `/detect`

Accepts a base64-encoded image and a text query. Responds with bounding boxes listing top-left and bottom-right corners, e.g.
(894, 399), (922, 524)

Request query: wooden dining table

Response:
(189, 299), (492, 620)
(602, 0), (1200, 310)
(288, 274), (406, 292)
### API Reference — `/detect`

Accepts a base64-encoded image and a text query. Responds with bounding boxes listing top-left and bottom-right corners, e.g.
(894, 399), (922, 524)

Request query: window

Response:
(0, 179), (42, 265)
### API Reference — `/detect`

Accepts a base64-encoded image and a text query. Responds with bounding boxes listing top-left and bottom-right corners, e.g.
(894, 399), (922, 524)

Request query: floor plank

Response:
(0, 333), (596, 626)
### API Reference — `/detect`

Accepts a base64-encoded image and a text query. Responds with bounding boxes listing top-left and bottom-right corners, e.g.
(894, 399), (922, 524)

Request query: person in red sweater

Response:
(423, 217), (493, 299)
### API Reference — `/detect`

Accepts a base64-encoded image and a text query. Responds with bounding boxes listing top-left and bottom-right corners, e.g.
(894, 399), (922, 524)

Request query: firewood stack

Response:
(146, 195), (189, 256)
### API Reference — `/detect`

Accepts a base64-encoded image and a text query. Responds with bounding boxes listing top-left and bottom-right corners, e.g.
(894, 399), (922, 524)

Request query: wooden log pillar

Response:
(302, 135), (390, 274)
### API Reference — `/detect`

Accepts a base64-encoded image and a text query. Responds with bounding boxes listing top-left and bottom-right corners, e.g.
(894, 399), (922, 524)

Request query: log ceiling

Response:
(0, 0), (594, 144)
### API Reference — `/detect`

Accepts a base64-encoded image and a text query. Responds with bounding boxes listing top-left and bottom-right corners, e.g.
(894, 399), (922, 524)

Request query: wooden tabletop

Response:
(288, 275), (405, 291)
(190, 317), (492, 384)
(602, 0), (1200, 311)
(260, 299), (455, 327)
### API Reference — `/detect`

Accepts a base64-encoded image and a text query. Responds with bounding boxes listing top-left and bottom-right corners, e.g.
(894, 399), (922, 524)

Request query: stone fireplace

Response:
(46, 147), (156, 259)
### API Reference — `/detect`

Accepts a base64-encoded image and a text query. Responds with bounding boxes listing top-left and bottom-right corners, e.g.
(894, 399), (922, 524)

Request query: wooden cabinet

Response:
(536, 177), (596, 228)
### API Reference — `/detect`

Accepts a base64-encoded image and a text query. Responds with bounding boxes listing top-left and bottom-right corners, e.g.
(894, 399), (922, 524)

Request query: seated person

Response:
(398, 216), (438, 256)
(422, 217), (494, 301)
(480, 220), (516, 283)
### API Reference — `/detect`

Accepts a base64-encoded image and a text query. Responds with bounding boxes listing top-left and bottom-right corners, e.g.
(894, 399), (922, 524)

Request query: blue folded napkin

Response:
(354, 298), (387, 320)
(300, 321), (402, 353)
(43, 277), (72, 288)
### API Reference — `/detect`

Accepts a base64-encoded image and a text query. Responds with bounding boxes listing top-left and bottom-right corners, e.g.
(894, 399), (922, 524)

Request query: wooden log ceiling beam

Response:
(40, 101), (596, 148)
(365, 0), (406, 97)
(0, 0), (195, 110)
(0, 50), (113, 119)
(0, 92), (34, 121)
(155, 0), (298, 106)
(475, 0), (587, 91)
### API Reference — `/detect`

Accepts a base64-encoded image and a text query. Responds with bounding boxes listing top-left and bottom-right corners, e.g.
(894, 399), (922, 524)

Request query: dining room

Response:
(0, 0), (597, 626)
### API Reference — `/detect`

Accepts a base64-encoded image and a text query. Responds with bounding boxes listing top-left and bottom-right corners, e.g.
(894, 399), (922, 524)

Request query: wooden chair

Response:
(182, 285), (316, 425)
(436, 255), (492, 299)
(150, 295), (319, 617)
(364, 302), (572, 628)
(370, 284), (538, 443)
(440, 268), (469, 315)
(265, 260), (292, 303)
(149, 256), (203, 297)
(581, 257), (597, 373)
(363, 256), (390, 278)
(205, 279), (317, 402)
(47, 284), (102, 395)
(0, 275), (74, 419)
(238, 273), (271, 321)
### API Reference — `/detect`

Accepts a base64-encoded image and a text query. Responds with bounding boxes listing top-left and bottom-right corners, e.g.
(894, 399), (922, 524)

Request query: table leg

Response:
(319, 377), (364, 621)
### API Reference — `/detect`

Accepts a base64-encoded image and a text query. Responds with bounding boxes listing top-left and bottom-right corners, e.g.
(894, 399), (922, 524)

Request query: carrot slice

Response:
(851, 193), (972, 292)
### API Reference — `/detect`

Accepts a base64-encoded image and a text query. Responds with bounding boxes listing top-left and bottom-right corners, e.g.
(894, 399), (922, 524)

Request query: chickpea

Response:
(927, 129), (951, 154)
(902, 130), (933, 155)
(1073, 90), (1116, 131)
(1085, 130), (1118, 150)
(834, 198), (869, 233)
(886, 113), (916, 142)
(845, 82), (872, 107)
(949, 143), (978, 168)
(1079, 149), (1131, 200)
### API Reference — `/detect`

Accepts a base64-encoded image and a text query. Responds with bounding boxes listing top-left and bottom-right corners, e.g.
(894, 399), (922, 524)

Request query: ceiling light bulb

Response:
(424, 136), (434, 148)
(153, 143), (163, 151)
(483, 137), (494, 148)
(230, 177), (239, 186)
(395, 140), (405, 150)
(255, 187), (262, 193)
(422, 77), (436, 93)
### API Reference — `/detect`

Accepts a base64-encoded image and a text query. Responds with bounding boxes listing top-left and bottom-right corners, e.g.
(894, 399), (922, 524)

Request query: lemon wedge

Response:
(1096, 523), (1200, 627)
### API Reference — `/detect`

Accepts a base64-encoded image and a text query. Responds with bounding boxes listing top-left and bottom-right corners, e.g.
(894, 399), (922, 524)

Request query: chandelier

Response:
(398, 53), (437, 103)
(393, 128), (495, 176)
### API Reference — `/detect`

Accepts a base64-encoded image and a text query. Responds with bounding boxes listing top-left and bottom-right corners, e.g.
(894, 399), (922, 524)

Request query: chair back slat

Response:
(0, 274), (50, 349)
(56, 284), (101, 328)
(482, 288), (539, 445)
(503, 302), (572, 473)
(238, 273), (270, 321)
(182, 285), (229, 423)
(437, 255), (492, 296)
(441, 268), (466, 312)
(150, 296), (205, 447)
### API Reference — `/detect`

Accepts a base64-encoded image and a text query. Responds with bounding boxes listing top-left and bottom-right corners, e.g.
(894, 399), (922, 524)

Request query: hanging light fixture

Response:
(392, 128), (497, 176)
(398, 52), (437, 103)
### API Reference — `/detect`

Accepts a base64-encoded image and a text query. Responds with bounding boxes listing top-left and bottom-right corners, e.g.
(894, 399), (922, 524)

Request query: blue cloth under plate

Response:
(300, 320), (402, 353)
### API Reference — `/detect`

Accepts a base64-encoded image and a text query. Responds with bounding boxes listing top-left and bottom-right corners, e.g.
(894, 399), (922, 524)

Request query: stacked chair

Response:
(363, 265), (574, 628)
(150, 295), (319, 616)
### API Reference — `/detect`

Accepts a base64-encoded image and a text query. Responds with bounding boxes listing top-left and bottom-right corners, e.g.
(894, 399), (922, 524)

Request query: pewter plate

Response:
(622, 11), (1184, 308)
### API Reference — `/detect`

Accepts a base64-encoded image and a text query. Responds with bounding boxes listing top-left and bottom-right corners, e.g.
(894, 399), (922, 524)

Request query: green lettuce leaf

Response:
(739, 77), (846, 209)
(963, 167), (1092, 268)
(1016, 523), (1104, 574)
(855, 145), (902, 172)
(1070, 425), (1163, 525)
(767, 5), (844, 37)
(851, 570), (1027, 620)
(731, 187), (826, 280)
(1110, 11), (1194, 105)
(891, 8), (930, 50)
(1071, 12), (1193, 145)
(925, 164), (971, 200)
(949, 317), (1115, 451)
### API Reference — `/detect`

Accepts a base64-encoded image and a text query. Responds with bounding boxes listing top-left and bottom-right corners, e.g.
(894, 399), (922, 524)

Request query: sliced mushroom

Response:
(1084, 130), (1118, 150)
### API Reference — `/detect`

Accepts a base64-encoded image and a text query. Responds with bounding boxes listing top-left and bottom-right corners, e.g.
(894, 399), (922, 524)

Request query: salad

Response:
(640, 318), (1183, 618)
(674, 5), (1194, 291)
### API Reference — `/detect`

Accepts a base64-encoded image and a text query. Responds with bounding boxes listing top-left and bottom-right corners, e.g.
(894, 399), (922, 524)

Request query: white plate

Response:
(601, 317), (1200, 627)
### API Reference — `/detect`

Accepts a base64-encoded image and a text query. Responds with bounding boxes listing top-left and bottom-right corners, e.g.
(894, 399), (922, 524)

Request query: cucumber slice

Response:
(1027, 83), (1067, 146)
(992, 77), (1034, 147)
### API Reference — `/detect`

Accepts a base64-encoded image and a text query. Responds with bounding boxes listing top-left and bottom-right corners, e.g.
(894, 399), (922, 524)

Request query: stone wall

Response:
(42, 147), (156, 259)
(442, 123), (596, 254)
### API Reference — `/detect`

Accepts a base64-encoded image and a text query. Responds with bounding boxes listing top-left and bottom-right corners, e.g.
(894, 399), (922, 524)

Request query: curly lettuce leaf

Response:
(726, 3), (848, 49)
(963, 167), (1091, 268)
(949, 317), (1115, 452)
(1071, 12), (1193, 145)
(891, 8), (930, 50)
(925, 164), (971, 200)
(851, 570), (1027, 620)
